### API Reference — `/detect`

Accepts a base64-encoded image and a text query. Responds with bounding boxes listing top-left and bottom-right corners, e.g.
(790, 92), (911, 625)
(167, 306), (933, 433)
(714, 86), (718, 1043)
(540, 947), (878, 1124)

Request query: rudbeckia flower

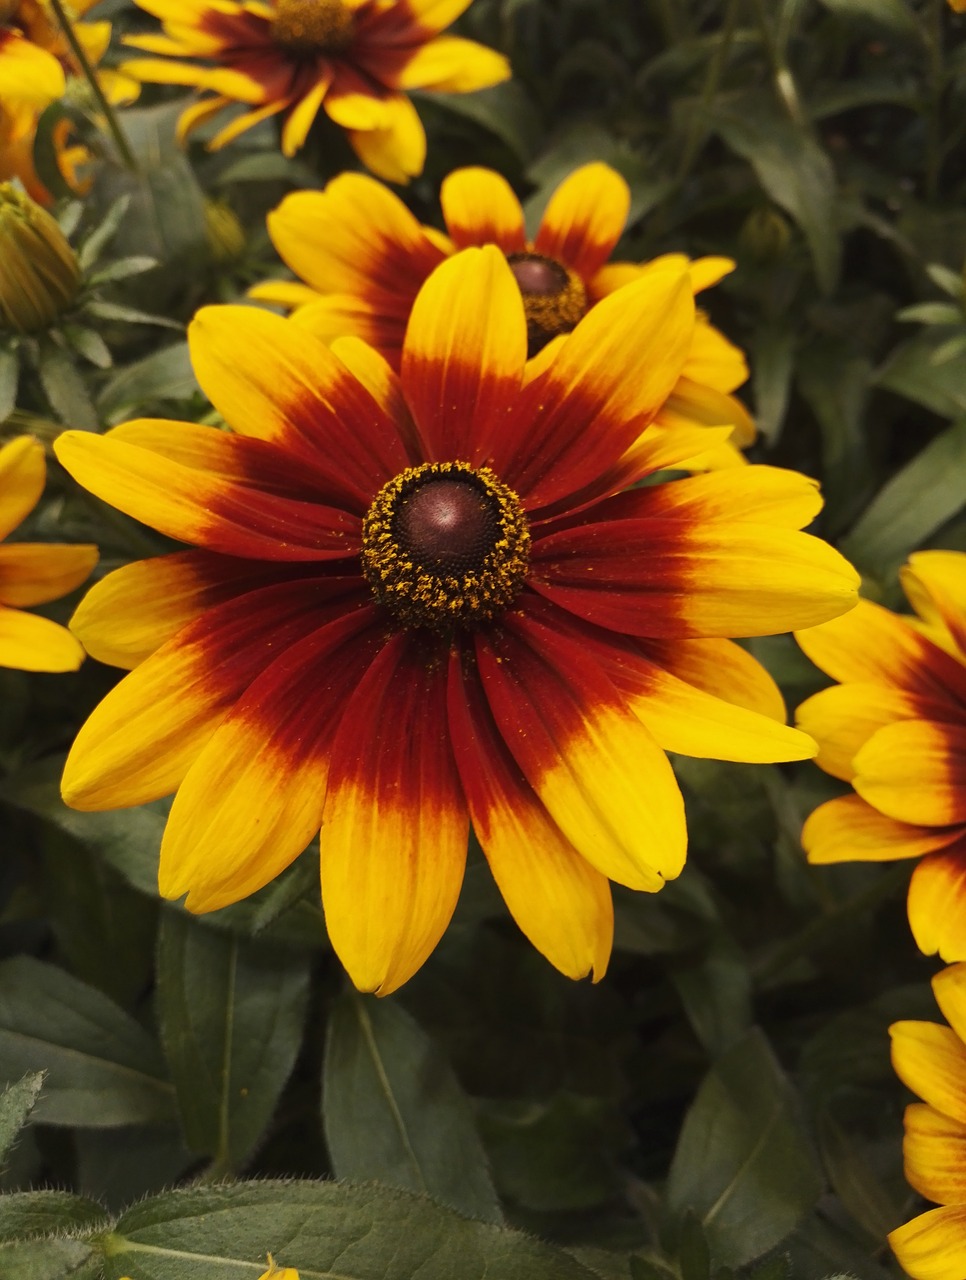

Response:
(0, 436), (97, 672)
(889, 963), (966, 1280)
(0, 0), (138, 202)
(251, 164), (754, 466)
(796, 551), (966, 961)
(54, 248), (858, 995)
(121, 0), (510, 182)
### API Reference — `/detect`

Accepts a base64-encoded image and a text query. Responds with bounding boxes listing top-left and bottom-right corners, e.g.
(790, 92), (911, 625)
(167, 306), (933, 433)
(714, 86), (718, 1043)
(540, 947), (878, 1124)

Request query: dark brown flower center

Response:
(270, 0), (355, 55)
(506, 251), (588, 357)
(361, 461), (530, 631)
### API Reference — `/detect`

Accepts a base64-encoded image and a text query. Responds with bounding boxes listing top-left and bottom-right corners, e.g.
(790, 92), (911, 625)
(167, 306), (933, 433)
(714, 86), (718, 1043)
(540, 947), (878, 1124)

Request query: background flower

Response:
(54, 248), (856, 995)
(889, 962), (966, 1280)
(796, 551), (966, 961)
(121, 0), (509, 181)
(0, 434), (96, 671)
(251, 163), (754, 466)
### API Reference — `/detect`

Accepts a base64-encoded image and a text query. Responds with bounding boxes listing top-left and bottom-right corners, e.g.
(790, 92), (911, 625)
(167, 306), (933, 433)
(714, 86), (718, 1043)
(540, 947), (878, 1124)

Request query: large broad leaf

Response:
(666, 1029), (823, 1268)
(156, 911), (310, 1172)
(0, 1074), (44, 1165)
(0, 1190), (109, 1242)
(714, 97), (840, 294)
(0, 957), (174, 1128)
(0, 1237), (98, 1280)
(323, 992), (501, 1223)
(876, 329), (966, 418)
(99, 1180), (598, 1279)
(840, 420), (966, 576)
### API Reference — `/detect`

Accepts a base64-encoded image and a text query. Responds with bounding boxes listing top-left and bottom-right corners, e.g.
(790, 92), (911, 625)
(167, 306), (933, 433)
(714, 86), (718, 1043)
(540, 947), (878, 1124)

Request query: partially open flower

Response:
(0, 182), (80, 332)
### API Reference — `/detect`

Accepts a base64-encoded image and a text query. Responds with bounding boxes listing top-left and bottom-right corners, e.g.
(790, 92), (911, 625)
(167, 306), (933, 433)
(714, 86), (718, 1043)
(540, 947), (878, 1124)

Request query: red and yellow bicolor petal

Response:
(320, 633), (468, 996)
(447, 645), (613, 981)
(639, 636), (788, 722)
(533, 163), (630, 280)
(160, 605), (383, 912)
(902, 1101), (966, 1207)
(187, 305), (413, 508)
(891, 1019), (966, 1126)
(796, 683), (951, 781)
(69, 550), (306, 669)
(903, 551), (966, 661)
(0, 435), (44, 537)
(852, 720), (966, 827)
(289, 294), (407, 361)
(0, 542), (97, 607)
(530, 514), (859, 640)
(476, 606), (687, 893)
(401, 245), (526, 463)
(264, 174), (445, 308)
(0, 605), (85, 672)
(0, 30), (65, 111)
(890, 1205), (966, 1280)
(61, 577), (366, 810)
(394, 34), (510, 92)
(440, 167), (525, 253)
(495, 267), (696, 510)
(796, 598), (966, 706)
(54, 427), (360, 560)
(802, 794), (959, 864)
(910, 850), (966, 962)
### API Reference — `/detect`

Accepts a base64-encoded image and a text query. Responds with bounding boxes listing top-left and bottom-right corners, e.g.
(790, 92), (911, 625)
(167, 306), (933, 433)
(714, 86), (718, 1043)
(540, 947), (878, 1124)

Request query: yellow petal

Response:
(0, 605), (84, 672)
(0, 435), (44, 538)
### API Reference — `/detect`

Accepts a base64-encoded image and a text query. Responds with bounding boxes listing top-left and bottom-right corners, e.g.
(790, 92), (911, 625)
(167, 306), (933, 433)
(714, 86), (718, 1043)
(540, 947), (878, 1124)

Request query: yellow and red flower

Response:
(54, 248), (858, 995)
(121, 0), (509, 181)
(251, 163), (754, 465)
(889, 963), (966, 1280)
(0, 436), (96, 671)
(0, 0), (138, 202)
(796, 551), (966, 960)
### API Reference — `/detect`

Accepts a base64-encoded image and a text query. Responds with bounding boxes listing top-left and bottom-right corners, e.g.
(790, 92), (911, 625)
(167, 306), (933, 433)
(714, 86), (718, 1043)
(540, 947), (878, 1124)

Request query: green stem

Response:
(748, 0), (806, 126)
(47, 0), (139, 173)
(922, 0), (945, 201)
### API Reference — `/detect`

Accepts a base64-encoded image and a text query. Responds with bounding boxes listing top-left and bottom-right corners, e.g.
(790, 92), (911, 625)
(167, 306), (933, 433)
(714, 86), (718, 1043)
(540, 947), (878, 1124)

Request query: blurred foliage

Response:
(2, 0), (965, 1276)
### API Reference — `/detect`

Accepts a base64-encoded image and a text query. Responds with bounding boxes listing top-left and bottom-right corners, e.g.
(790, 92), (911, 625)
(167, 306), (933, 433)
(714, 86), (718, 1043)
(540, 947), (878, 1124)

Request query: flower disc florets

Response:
(270, 0), (355, 54)
(506, 251), (588, 355)
(361, 461), (530, 631)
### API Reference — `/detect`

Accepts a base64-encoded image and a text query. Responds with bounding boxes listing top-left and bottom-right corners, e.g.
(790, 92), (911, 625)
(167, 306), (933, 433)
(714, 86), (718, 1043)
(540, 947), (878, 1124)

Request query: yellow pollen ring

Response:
(506, 251), (588, 356)
(361, 461), (531, 632)
(270, 0), (355, 54)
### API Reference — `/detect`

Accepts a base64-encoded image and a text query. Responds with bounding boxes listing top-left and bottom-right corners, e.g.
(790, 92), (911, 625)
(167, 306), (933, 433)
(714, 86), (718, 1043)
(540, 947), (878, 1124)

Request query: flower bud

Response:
(0, 182), (81, 332)
(203, 197), (246, 264)
(738, 206), (792, 264)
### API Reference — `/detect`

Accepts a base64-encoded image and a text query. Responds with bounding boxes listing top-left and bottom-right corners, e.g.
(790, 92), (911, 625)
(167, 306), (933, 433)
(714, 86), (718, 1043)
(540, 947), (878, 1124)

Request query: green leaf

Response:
(100, 1180), (598, 1279)
(666, 1029), (823, 1268)
(97, 342), (198, 421)
(84, 301), (182, 330)
(714, 99), (840, 294)
(0, 1190), (109, 1242)
(35, 341), (98, 430)
(0, 1237), (97, 1280)
(156, 911), (310, 1171)
(87, 257), (159, 287)
(0, 957), (175, 1127)
(323, 992), (502, 1223)
(77, 197), (131, 272)
(750, 322), (797, 444)
(896, 303), (964, 325)
(0, 346), (19, 421)
(61, 325), (112, 370)
(816, 0), (916, 32)
(876, 329), (966, 417)
(671, 938), (753, 1055)
(840, 420), (966, 575)
(0, 1074), (44, 1165)
(422, 81), (541, 163)
(30, 102), (78, 204)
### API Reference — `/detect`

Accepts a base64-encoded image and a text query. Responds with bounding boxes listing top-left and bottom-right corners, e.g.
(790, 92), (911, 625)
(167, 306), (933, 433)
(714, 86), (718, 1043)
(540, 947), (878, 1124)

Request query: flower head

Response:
(0, 435), (96, 671)
(251, 163), (755, 466)
(0, 0), (138, 202)
(121, 0), (510, 182)
(55, 248), (858, 994)
(796, 551), (966, 961)
(889, 963), (966, 1280)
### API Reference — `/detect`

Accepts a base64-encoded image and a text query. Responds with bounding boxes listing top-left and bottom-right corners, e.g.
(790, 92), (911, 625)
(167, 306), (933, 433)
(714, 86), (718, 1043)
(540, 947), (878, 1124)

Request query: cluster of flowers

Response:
(1, 0), (964, 1276)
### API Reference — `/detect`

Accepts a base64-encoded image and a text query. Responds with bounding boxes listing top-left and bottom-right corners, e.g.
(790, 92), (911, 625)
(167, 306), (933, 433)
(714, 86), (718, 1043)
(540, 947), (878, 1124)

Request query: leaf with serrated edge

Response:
(0, 1074), (44, 1165)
